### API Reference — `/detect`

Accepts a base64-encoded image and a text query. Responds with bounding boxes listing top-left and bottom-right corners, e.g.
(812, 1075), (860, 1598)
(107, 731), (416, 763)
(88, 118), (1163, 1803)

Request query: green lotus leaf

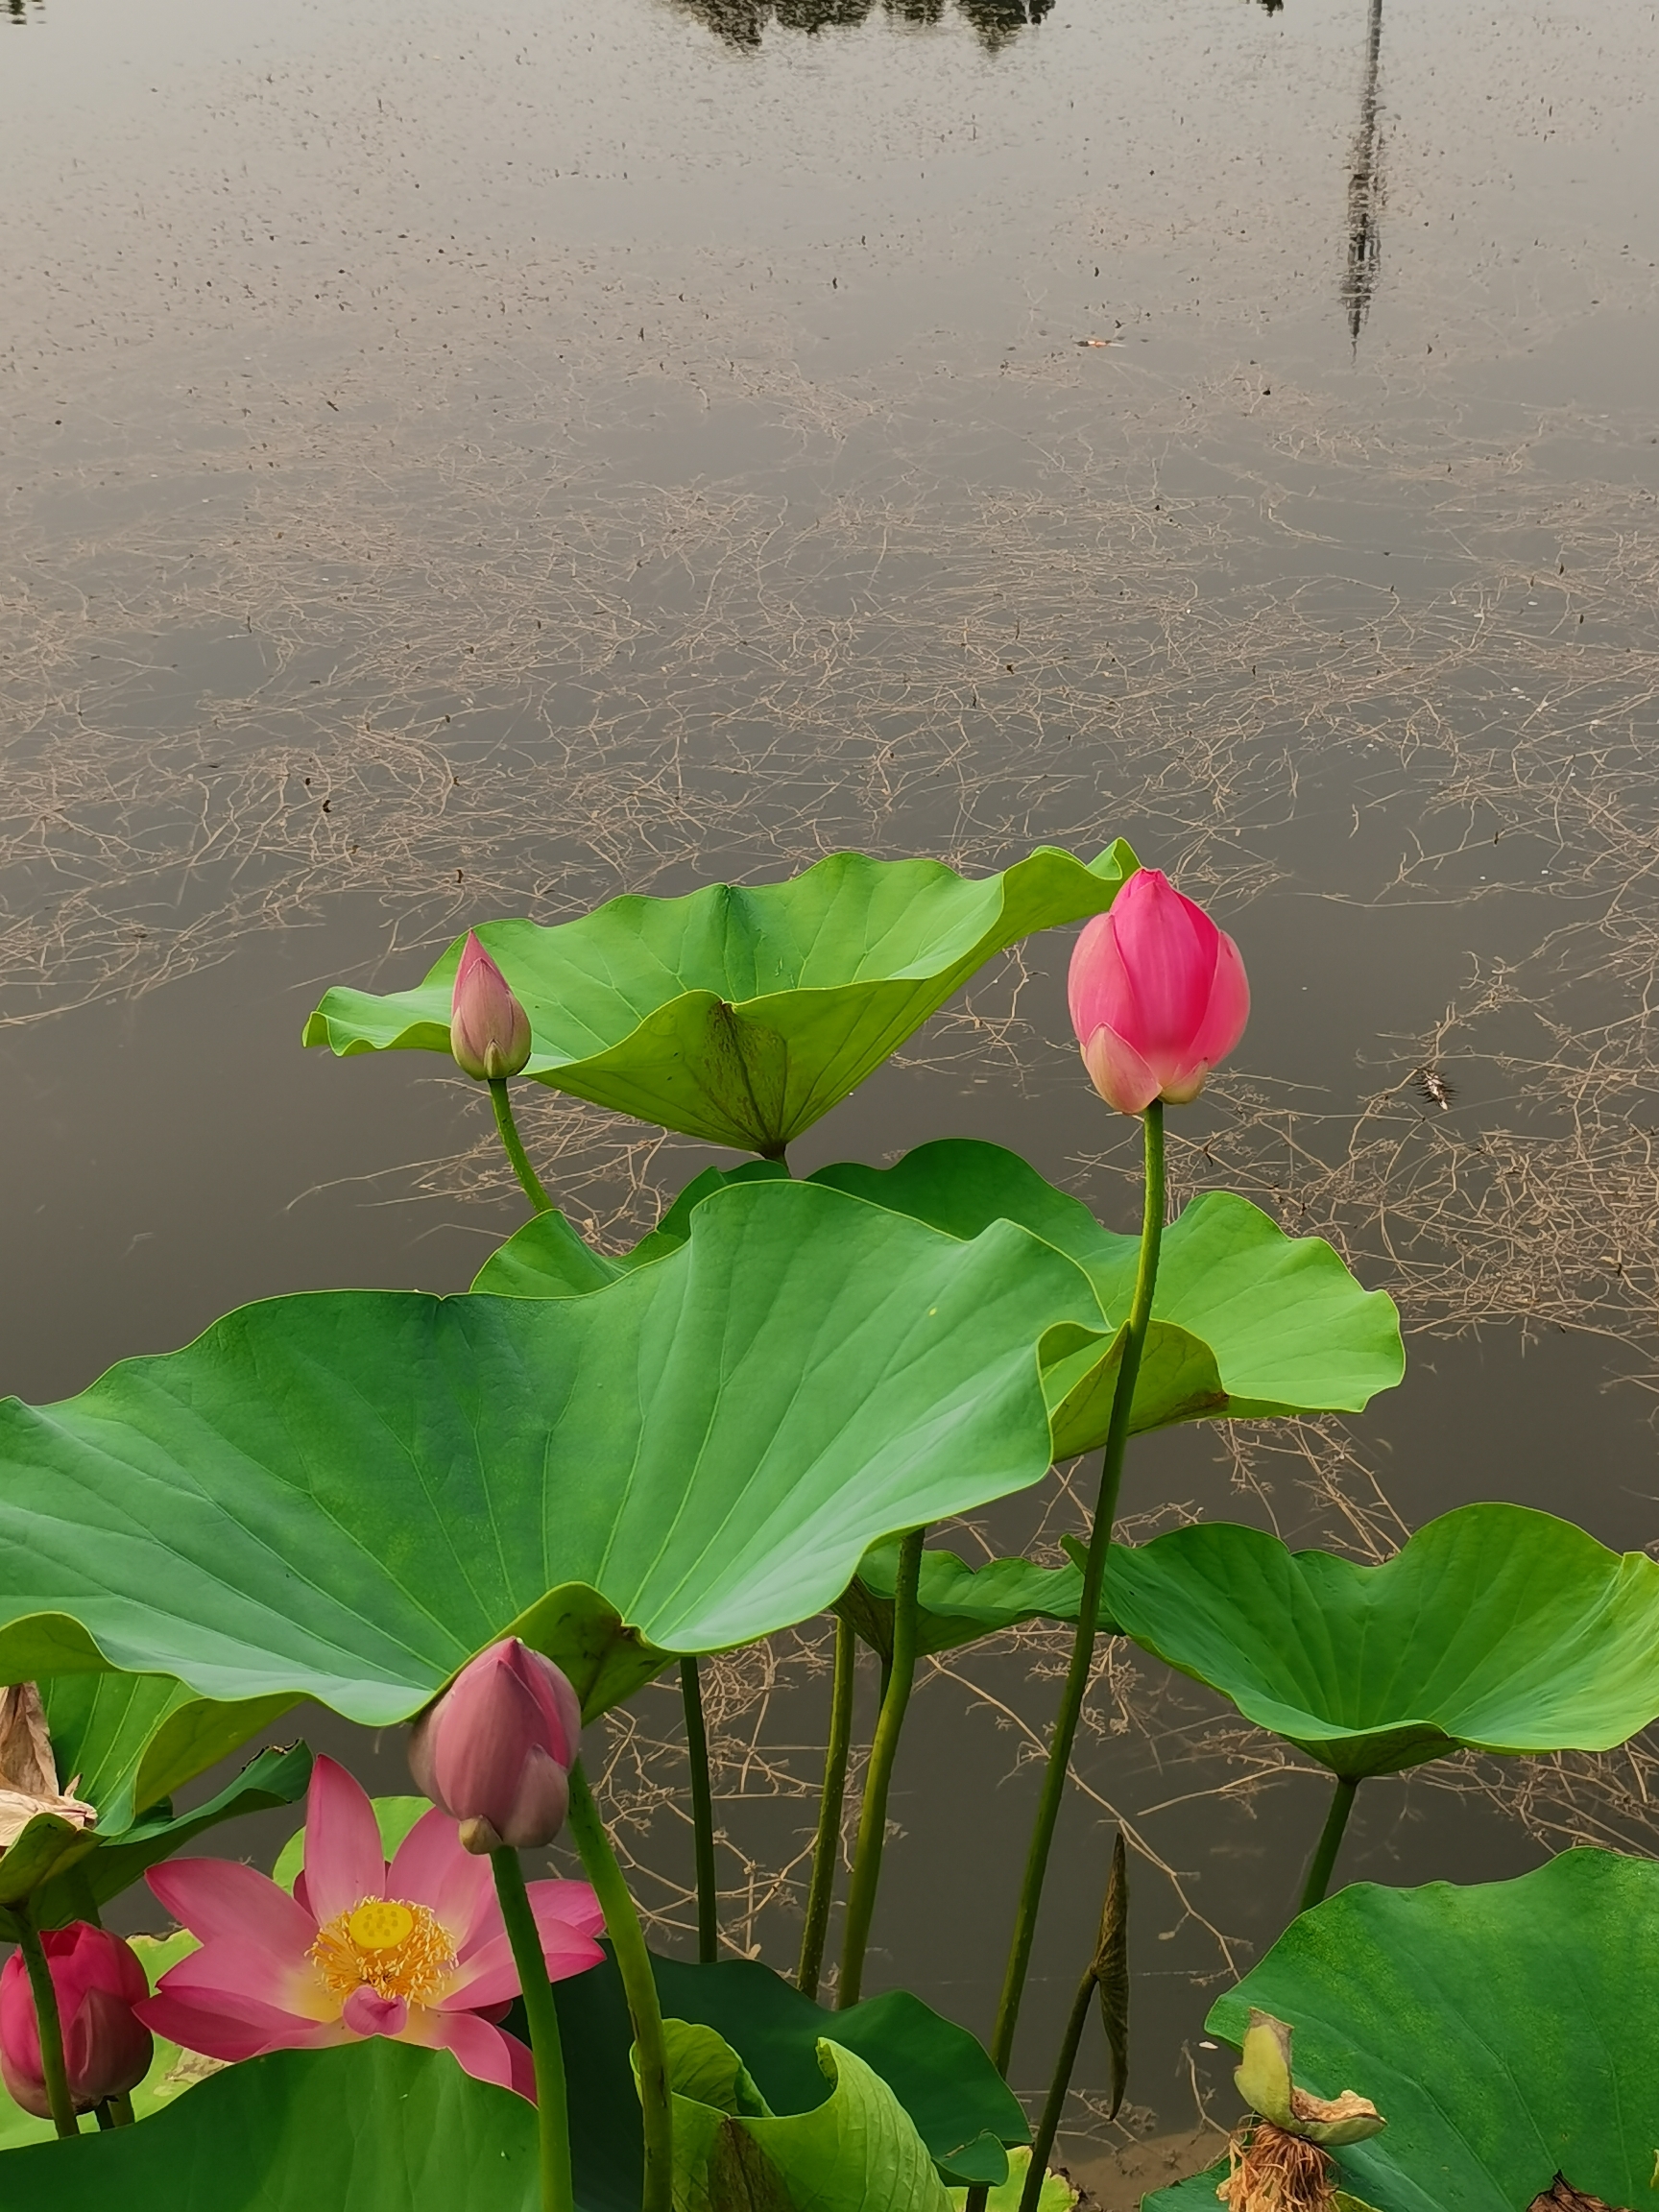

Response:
(0, 1675), (306, 1924)
(809, 1142), (1403, 1438)
(476, 1141), (1403, 1445)
(0, 1181), (1107, 1727)
(839, 1536), (1087, 1662)
(0, 2039), (541, 2207)
(1094, 1503), (1659, 1778)
(1147, 1850), (1659, 2212)
(664, 2027), (950, 2212)
(548, 1947), (1026, 2205)
(303, 844), (1137, 1153)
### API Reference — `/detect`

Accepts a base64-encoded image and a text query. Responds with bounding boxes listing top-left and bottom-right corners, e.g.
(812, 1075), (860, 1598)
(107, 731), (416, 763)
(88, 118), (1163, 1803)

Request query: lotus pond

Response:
(3, 0), (1659, 2207)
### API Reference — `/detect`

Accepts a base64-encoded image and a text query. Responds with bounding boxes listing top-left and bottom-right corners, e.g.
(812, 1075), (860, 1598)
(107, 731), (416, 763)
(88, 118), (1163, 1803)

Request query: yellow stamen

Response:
(310, 1895), (456, 2007)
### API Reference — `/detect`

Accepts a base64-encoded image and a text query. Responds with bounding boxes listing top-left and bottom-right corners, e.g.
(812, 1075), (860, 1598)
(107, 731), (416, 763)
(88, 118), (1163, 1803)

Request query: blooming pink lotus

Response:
(0, 1922), (152, 2117)
(138, 1758), (603, 2100)
(1069, 868), (1250, 1115)
(450, 930), (534, 1081)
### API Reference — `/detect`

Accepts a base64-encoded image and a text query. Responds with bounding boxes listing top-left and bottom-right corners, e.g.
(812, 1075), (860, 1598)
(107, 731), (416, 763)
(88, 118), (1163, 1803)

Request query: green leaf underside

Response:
(667, 2025), (951, 2212)
(303, 844), (1137, 1151)
(0, 1695), (309, 1924)
(0, 1181), (1104, 1727)
(1145, 1852), (1659, 2212)
(476, 1140), (1404, 1445)
(40, 1671), (301, 1837)
(29, 1743), (313, 1930)
(0, 2040), (541, 2208)
(841, 1538), (1087, 1662)
(555, 1949), (1022, 2207)
(1094, 1504), (1659, 1777)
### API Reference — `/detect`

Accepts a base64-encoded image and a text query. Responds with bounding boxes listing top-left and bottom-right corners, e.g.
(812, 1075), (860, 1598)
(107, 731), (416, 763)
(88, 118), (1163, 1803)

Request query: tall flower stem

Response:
(836, 1526), (926, 2009)
(680, 1658), (720, 1963)
(1298, 1776), (1359, 1913)
(566, 1761), (673, 2212)
(1020, 1964), (1095, 2212)
(797, 1613), (856, 2000)
(986, 1101), (1165, 2079)
(490, 1847), (574, 2212)
(488, 1076), (552, 1214)
(15, 1920), (78, 2139)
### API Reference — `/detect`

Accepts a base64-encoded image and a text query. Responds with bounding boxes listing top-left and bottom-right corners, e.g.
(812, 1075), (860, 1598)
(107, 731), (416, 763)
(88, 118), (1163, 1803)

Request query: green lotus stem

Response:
(566, 1761), (673, 2212)
(491, 1847), (574, 2212)
(1020, 1962), (1095, 2212)
(16, 1919), (79, 2139)
(798, 1612), (857, 2000)
(106, 2091), (135, 2128)
(985, 1101), (1165, 2080)
(837, 1525), (926, 2009)
(680, 1657), (720, 1963)
(488, 1076), (552, 1214)
(1299, 1775), (1359, 1912)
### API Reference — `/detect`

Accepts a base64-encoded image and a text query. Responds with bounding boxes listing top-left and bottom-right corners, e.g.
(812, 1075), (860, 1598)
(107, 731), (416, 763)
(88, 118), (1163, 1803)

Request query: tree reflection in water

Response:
(669, 0), (1055, 51)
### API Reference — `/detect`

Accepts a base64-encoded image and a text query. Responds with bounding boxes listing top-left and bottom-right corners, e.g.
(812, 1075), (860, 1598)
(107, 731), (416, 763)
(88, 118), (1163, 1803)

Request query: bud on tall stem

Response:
(450, 931), (534, 1082)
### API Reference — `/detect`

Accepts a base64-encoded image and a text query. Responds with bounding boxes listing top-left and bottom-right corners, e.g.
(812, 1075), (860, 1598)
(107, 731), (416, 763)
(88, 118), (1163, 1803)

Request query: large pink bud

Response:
(409, 1639), (583, 1856)
(1068, 868), (1249, 1115)
(0, 1924), (153, 2116)
(450, 931), (533, 1081)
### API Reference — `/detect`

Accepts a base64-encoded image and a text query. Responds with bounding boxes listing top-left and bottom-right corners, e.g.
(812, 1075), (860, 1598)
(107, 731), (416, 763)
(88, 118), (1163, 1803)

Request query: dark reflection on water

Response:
(1342, 0), (1385, 345)
(671, 0), (1053, 48)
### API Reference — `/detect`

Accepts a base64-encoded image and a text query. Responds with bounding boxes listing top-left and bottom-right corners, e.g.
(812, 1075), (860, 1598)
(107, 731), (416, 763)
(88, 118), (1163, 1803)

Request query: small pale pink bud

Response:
(0, 1924), (153, 2116)
(1068, 868), (1249, 1115)
(450, 931), (533, 1082)
(409, 1639), (582, 1855)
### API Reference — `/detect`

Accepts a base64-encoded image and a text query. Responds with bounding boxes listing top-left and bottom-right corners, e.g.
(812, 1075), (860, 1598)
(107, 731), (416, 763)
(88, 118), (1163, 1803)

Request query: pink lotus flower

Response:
(0, 1922), (153, 2117)
(410, 1639), (582, 1856)
(450, 931), (534, 1081)
(1069, 868), (1250, 1115)
(138, 1757), (603, 2101)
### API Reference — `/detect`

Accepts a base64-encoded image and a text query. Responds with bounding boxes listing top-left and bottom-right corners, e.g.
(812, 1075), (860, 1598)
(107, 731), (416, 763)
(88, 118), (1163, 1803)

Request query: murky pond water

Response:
(5, 0), (1659, 2156)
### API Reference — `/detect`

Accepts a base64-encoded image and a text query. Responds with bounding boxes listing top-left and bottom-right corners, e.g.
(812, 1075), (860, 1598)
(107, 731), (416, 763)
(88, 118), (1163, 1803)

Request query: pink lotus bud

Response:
(1068, 868), (1250, 1115)
(0, 1924), (153, 2116)
(450, 931), (533, 1082)
(409, 1639), (583, 1856)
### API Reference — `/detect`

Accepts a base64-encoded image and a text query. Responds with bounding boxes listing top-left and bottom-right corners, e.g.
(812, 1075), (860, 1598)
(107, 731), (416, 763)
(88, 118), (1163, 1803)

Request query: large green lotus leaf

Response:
(1147, 1851), (1659, 2212)
(475, 1142), (1403, 1444)
(0, 1673), (306, 1922)
(549, 1947), (1026, 2206)
(840, 1536), (1087, 1662)
(1095, 1503), (1659, 1779)
(0, 2039), (541, 2208)
(0, 1181), (1106, 1726)
(666, 2025), (951, 2212)
(303, 844), (1137, 1153)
